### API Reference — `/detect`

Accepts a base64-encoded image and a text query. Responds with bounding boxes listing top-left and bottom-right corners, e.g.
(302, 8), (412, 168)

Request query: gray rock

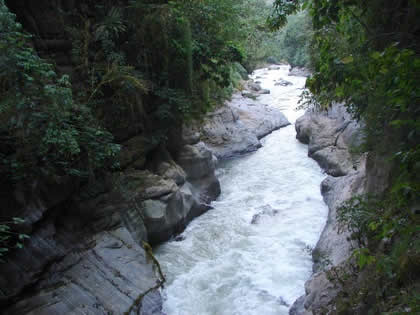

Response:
(241, 91), (258, 99)
(182, 125), (201, 145)
(291, 102), (369, 315)
(289, 295), (310, 315)
(233, 62), (249, 80)
(3, 228), (163, 315)
(176, 142), (216, 180)
(248, 82), (262, 92)
(200, 93), (290, 159)
(295, 105), (363, 177)
(156, 161), (186, 186)
(275, 78), (293, 86)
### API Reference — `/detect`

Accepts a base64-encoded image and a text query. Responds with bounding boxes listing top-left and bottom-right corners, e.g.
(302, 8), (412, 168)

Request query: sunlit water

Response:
(155, 65), (328, 315)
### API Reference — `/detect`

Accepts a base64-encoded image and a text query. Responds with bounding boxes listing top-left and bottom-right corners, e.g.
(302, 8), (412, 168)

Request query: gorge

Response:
(1, 1), (418, 314)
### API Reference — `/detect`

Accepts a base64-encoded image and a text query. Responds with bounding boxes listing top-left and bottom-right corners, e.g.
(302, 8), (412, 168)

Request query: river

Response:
(155, 65), (328, 315)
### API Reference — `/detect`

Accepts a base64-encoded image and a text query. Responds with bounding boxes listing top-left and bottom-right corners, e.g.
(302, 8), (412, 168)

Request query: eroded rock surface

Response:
(200, 93), (290, 159)
(295, 104), (364, 177)
(291, 104), (368, 315)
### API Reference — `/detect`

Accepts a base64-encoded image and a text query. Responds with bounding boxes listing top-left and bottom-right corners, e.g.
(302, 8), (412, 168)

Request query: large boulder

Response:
(295, 104), (364, 177)
(200, 93), (290, 159)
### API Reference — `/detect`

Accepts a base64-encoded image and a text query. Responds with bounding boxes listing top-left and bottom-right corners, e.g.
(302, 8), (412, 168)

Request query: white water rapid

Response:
(155, 65), (328, 315)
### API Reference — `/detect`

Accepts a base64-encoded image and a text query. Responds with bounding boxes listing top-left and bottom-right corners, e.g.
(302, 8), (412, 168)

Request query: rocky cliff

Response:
(290, 104), (392, 315)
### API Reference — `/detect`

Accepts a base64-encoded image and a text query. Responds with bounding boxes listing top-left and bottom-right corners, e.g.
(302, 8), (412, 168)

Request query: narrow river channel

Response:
(155, 65), (328, 315)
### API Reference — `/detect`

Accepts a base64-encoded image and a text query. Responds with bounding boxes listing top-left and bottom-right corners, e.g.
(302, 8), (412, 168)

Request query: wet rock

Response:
(268, 65), (281, 70)
(251, 205), (279, 224)
(275, 78), (293, 86)
(260, 88), (270, 94)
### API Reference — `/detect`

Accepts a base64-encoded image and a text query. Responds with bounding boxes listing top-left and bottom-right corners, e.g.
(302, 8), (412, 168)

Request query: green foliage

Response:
(0, 2), (119, 182)
(274, 11), (312, 67)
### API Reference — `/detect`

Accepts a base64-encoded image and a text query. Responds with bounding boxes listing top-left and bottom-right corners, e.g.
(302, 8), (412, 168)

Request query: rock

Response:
(142, 190), (190, 244)
(275, 78), (293, 86)
(311, 147), (353, 177)
(288, 67), (311, 77)
(251, 205), (279, 224)
(289, 295), (309, 315)
(200, 93), (290, 159)
(303, 271), (339, 314)
(295, 104), (364, 177)
(241, 91), (258, 99)
(291, 102), (369, 315)
(156, 161), (186, 186)
(268, 65), (281, 70)
(277, 296), (290, 307)
(260, 88), (270, 94)
(176, 142), (216, 180)
(182, 124), (201, 145)
(3, 228), (164, 315)
(176, 142), (221, 204)
(247, 81), (262, 92)
(122, 170), (178, 200)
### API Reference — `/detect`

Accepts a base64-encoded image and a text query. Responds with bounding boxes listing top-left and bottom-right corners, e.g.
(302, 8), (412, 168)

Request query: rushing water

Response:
(155, 65), (328, 315)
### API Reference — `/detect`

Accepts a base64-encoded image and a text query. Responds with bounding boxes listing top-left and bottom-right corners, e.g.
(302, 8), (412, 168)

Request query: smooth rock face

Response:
(200, 93), (290, 159)
(4, 228), (162, 315)
(291, 103), (368, 315)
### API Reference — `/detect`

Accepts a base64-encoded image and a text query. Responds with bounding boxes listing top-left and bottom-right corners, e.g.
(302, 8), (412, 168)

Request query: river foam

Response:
(156, 65), (327, 315)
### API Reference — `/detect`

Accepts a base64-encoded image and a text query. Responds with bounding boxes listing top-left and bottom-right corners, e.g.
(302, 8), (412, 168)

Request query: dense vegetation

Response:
(272, 0), (420, 313)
